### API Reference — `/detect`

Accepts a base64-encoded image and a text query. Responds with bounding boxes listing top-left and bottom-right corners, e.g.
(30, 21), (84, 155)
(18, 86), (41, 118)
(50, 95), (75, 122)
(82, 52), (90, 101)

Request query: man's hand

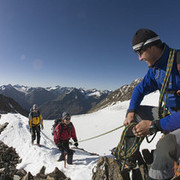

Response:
(41, 125), (44, 130)
(124, 112), (135, 126)
(132, 120), (152, 137)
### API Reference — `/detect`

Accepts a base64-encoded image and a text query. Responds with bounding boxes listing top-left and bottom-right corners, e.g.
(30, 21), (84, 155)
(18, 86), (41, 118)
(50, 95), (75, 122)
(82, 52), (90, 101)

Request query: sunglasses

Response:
(65, 117), (71, 121)
(135, 41), (146, 56)
(135, 49), (144, 56)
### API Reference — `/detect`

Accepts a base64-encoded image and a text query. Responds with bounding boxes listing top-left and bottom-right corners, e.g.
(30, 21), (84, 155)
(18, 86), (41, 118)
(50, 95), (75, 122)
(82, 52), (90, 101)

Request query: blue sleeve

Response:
(129, 69), (158, 111)
(160, 111), (180, 131)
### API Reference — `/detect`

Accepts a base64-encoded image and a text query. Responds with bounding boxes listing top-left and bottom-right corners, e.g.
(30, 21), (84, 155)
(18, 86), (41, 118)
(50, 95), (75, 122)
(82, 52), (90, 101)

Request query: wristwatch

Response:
(149, 121), (158, 135)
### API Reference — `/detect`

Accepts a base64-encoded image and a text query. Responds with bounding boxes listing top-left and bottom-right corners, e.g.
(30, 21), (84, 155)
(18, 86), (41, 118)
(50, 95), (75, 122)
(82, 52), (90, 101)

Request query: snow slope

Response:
(0, 91), (162, 180)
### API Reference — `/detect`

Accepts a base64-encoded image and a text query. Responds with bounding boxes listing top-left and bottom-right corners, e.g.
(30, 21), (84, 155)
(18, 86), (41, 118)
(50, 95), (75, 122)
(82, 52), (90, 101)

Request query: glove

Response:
(74, 142), (78, 147)
(41, 125), (44, 130)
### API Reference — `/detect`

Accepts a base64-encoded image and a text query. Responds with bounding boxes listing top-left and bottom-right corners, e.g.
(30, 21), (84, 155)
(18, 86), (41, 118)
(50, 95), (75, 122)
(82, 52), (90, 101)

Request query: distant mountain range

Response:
(0, 79), (142, 119)
(0, 84), (111, 119)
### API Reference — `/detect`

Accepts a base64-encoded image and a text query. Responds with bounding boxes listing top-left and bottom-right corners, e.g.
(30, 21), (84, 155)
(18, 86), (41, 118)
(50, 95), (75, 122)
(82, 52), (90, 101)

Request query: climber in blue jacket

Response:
(121, 28), (180, 180)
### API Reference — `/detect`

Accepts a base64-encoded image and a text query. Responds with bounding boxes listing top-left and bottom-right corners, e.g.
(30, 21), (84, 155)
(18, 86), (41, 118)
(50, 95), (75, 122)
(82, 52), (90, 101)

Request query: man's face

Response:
(64, 116), (71, 125)
(138, 47), (158, 67)
(33, 109), (38, 112)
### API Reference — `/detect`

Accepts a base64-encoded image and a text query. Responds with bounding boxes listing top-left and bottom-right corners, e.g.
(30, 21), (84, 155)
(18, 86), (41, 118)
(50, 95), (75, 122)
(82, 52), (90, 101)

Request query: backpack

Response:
(53, 122), (73, 145)
(51, 118), (62, 135)
(30, 109), (40, 118)
(176, 50), (180, 74)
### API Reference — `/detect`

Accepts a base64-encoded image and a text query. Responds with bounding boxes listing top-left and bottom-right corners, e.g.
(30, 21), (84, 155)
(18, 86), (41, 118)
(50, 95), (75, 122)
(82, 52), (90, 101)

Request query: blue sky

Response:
(0, 0), (180, 90)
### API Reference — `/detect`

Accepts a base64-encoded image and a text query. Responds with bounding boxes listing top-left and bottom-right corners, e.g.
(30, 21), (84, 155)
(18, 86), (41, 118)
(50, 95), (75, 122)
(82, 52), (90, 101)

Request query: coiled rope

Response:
(112, 122), (144, 170)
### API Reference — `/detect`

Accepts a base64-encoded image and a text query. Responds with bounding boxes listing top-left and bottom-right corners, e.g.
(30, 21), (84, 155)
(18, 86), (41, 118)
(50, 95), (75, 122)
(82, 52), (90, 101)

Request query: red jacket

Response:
(54, 122), (77, 145)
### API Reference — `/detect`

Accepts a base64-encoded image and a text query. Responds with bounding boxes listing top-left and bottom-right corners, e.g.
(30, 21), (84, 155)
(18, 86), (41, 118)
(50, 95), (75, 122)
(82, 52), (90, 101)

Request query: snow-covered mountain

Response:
(0, 90), (162, 179)
(0, 93), (28, 116)
(89, 78), (142, 113)
(0, 84), (111, 119)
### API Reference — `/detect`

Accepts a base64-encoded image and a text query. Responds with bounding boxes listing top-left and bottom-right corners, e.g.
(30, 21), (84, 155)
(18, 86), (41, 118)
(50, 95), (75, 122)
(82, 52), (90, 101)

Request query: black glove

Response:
(41, 125), (44, 130)
(74, 142), (78, 147)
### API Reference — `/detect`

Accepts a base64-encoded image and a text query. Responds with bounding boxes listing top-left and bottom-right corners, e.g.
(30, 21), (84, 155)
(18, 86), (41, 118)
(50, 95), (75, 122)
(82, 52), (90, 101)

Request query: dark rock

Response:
(92, 156), (130, 180)
(47, 167), (68, 180)
(0, 139), (70, 180)
(0, 122), (8, 134)
(22, 172), (34, 180)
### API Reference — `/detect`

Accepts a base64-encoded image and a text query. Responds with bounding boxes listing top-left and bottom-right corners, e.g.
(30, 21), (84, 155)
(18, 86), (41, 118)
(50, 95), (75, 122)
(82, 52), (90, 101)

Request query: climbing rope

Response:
(112, 122), (144, 170)
(79, 124), (124, 143)
(158, 49), (176, 118)
(146, 49), (176, 144)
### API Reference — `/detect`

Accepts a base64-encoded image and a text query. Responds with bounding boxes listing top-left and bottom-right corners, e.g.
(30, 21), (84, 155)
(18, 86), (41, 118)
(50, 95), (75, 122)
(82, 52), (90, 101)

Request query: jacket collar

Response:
(152, 43), (170, 68)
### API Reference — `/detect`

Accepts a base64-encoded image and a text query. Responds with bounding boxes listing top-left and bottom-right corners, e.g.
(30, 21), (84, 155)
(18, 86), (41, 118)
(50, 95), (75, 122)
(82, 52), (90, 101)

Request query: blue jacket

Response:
(129, 44), (180, 132)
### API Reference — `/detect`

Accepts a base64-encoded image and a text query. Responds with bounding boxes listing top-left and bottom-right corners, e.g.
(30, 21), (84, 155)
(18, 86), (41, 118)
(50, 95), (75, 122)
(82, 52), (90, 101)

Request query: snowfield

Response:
(0, 91), (162, 180)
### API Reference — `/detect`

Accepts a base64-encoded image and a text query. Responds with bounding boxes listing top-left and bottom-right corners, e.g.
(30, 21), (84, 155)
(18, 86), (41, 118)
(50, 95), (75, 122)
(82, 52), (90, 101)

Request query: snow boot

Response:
(58, 153), (65, 161)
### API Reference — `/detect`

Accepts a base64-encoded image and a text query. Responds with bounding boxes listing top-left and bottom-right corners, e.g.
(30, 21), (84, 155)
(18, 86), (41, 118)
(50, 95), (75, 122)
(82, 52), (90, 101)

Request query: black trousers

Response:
(31, 125), (41, 144)
(58, 140), (74, 155)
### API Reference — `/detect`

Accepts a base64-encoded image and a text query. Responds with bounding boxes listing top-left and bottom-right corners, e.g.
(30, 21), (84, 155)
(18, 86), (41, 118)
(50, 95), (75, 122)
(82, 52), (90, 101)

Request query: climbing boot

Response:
(67, 153), (73, 164)
(58, 153), (65, 161)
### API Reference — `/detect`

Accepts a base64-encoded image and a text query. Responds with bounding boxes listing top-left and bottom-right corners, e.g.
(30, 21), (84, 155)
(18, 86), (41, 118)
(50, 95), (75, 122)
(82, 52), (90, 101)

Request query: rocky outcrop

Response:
(92, 156), (130, 180)
(0, 140), (70, 180)
(0, 122), (8, 134)
(92, 156), (180, 180)
(0, 141), (22, 179)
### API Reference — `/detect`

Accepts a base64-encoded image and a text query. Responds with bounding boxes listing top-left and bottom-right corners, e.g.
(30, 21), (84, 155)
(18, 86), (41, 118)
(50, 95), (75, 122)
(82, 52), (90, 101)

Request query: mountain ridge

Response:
(0, 84), (111, 119)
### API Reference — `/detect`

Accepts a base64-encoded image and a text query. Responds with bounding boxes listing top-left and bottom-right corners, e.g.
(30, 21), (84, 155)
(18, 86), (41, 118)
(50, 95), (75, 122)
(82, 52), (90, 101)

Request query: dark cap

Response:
(132, 28), (162, 53)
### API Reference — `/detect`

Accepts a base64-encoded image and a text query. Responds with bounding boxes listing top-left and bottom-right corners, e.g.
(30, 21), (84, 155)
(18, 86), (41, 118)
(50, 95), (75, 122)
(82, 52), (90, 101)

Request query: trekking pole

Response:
(64, 152), (66, 168)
